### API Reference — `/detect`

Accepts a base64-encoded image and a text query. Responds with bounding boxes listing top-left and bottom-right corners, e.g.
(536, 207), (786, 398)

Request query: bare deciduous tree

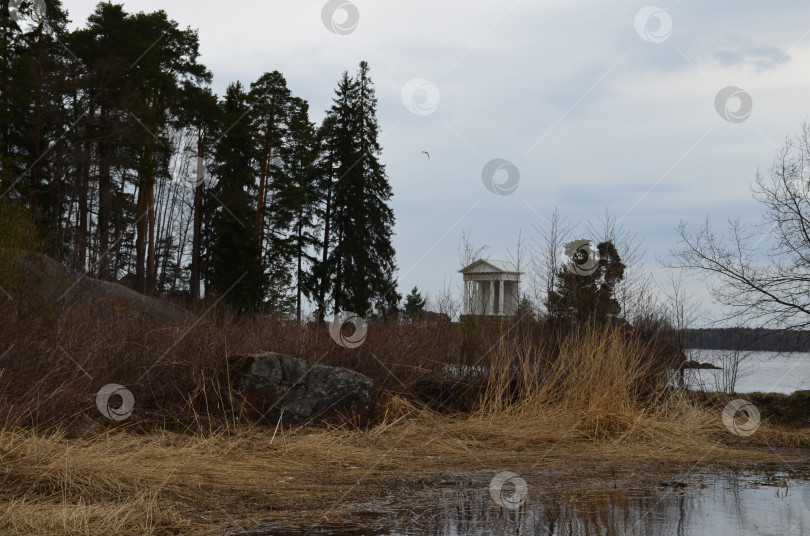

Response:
(528, 207), (653, 320)
(433, 275), (460, 319)
(529, 208), (574, 311)
(659, 273), (703, 353)
(458, 228), (489, 316)
(668, 122), (810, 331)
(588, 210), (653, 320)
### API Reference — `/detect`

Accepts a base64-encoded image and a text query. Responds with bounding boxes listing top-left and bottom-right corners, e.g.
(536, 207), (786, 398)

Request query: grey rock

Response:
(2, 249), (190, 324)
(227, 351), (374, 426)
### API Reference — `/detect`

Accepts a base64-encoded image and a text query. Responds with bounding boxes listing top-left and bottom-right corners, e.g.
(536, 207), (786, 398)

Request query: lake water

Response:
(447, 350), (810, 394)
(683, 350), (810, 394)
(251, 471), (810, 535)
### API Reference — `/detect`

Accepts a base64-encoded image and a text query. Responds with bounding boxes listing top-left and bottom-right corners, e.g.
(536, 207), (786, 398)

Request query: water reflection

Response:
(414, 474), (810, 535)
(252, 472), (810, 535)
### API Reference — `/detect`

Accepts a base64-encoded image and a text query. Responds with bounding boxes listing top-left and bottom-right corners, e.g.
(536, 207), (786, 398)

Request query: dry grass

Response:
(1, 324), (807, 534)
(0, 409), (803, 535)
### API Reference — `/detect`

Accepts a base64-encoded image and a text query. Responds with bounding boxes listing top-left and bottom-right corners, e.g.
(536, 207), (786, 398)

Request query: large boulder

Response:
(226, 352), (375, 427)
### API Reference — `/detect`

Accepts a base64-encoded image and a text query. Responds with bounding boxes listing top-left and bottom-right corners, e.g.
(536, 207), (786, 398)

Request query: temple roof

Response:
(459, 259), (521, 274)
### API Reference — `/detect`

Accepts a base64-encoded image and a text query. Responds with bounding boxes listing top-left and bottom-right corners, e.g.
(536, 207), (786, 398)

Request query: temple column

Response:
(499, 280), (505, 315)
(488, 280), (494, 315)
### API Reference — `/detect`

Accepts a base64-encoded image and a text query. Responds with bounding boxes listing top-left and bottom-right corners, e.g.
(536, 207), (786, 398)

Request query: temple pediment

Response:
(459, 259), (520, 275)
(459, 258), (521, 316)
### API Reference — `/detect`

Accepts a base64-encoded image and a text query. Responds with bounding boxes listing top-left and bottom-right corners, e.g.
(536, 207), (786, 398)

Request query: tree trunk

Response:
(255, 121), (273, 249)
(318, 181), (332, 319)
(77, 133), (91, 271)
(30, 29), (44, 216)
(146, 166), (156, 294)
(190, 130), (204, 301)
(296, 216), (303, 323)
(97, 106), (112, 280)
(135, 171), (147, 292)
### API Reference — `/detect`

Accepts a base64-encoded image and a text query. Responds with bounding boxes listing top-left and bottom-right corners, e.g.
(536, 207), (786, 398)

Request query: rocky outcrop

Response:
(2, 249), (190, 324)
(226, 352), (375, 427)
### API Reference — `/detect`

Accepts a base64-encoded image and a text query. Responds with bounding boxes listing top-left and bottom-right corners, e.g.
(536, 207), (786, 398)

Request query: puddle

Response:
(246, 471), (810, 535)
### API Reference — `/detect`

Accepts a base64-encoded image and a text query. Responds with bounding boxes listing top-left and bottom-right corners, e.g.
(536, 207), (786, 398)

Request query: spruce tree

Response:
(546, 240), (626, 325)
(282, 97), (320, 322)
(312, 113), (339, 319)
(205, 82), (265, 313)
(316, 62), (399, 317)
(1, 0), (73, 254)
(403, 286), (426, 323)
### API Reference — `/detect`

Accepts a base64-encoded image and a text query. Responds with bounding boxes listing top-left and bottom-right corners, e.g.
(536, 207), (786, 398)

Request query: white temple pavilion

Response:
(459, 259), (521, 317)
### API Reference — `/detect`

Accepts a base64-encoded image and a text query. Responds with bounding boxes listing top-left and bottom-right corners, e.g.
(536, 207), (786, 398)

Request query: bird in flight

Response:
(421, 151), (430, 158)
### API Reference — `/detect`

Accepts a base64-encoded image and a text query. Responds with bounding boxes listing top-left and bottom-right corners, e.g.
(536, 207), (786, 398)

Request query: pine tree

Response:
(128, 9), (209, 293)
(205, 82), (266, 313)
(403, 286), (426, 323)
(68, 3), (140, 280)
(247, 71), (295, 313)
(316, 62), (399, 317)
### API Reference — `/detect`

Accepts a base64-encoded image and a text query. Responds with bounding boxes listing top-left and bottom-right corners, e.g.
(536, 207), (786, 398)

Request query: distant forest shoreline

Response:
(683, 328), (810, 352)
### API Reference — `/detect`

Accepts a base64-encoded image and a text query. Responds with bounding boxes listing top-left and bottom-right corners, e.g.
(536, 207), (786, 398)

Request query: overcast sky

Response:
(58, 0), (810, 324)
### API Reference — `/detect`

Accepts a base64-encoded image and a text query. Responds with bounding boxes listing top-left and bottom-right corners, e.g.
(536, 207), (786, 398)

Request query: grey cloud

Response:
(712, 38), (789, 71)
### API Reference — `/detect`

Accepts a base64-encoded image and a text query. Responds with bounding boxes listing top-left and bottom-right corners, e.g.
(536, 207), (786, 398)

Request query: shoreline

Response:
(1, 400), (808, 535)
